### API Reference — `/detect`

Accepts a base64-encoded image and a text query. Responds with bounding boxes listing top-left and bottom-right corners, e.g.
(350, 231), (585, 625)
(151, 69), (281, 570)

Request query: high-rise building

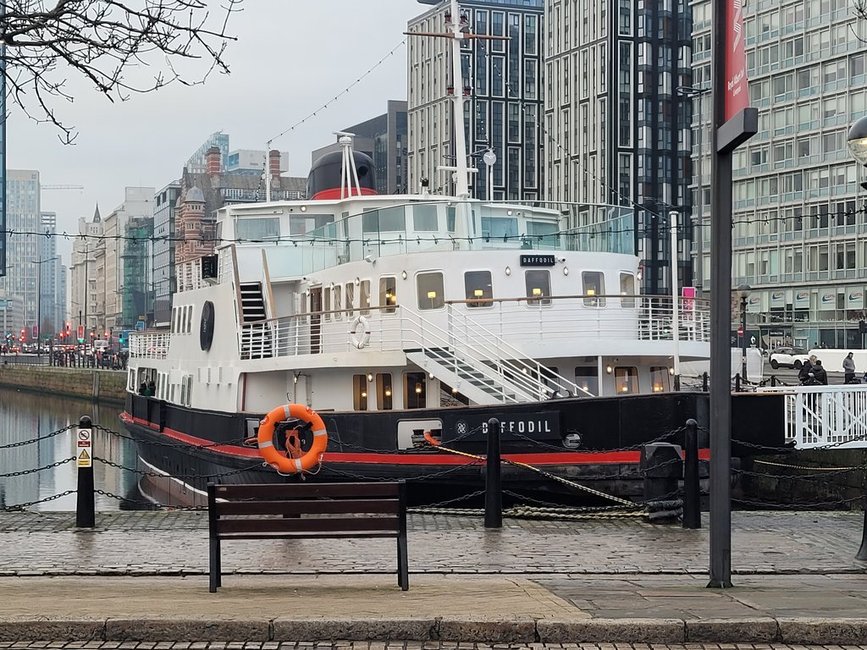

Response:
(692, 0), (867, 350)
(70, 206), (103, 337)
(152, 181), (181, 327)
(1, 170), (41, 337)
(407, 1), (544, 201)
(226, 149), (291, 176)
(546, 0), (693, 295)
(311, 100), (408, 194)
(38, 211), (65, 337)
(186, 132), (230, 175)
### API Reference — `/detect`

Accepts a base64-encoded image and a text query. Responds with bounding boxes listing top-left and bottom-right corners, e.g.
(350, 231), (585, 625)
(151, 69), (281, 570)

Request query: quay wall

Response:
(0, 364), (126, 405)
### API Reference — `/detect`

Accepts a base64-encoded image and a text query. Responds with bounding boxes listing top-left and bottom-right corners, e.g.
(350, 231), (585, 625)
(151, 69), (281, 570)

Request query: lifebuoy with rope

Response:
(257, 404), (328, 474)
(349, 314), (371, 349)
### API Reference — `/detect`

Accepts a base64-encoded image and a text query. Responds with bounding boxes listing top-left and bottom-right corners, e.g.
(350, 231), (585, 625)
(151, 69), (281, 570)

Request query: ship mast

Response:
(447, 0), (470, 202)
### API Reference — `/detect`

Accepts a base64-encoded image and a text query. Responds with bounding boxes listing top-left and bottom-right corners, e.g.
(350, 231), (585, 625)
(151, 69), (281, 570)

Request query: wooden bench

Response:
(207, 481), (408, 592)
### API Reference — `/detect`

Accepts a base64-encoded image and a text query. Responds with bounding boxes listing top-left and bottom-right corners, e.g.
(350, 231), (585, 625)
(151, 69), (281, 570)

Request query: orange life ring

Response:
(257, 404), (328, 474)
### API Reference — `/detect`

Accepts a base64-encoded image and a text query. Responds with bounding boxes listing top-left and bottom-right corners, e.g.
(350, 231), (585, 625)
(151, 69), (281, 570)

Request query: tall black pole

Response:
(741, 298), (748, 381)
(75, 415), (95, 528)
(709, 0), (734, 589)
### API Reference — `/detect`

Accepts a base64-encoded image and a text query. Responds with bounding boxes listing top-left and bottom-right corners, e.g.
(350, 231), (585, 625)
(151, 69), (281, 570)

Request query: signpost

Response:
(76, 415), (95, 528)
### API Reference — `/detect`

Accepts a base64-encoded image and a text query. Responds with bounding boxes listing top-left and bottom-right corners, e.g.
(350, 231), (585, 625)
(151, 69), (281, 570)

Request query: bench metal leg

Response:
(209, 537), (221, 592)
(397, 531), (409, 591)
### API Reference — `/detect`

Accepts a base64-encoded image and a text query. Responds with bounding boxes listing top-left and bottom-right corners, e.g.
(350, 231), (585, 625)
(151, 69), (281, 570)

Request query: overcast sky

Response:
(7, 0), (426, 267)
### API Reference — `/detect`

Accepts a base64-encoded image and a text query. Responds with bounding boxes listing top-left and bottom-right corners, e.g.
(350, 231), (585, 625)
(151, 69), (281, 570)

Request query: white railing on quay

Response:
(129, 332), (171, 360)
(756, 384), (867, 449)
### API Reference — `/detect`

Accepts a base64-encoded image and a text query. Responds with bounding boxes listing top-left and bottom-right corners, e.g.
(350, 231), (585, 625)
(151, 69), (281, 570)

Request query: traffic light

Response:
(77, 324), (84, 343)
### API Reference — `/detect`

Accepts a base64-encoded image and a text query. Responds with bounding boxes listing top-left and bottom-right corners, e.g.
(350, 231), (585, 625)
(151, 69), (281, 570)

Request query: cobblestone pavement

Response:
(0, 510), (864, 576)
(0, 641), (867, 650)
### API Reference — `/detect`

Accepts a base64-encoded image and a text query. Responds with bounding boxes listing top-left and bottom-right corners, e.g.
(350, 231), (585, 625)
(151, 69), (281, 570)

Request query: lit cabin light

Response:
(532, 287), (542, 296)
(415, 383), (423, 394)
(587, 289), (596, 296)
(367, 373), (373, 382)
(361, 391), (367, 398)
(473, 289), (484, 297)
(606, 365), (613, 374)
(385, 389), (392, 397)
(427, 291), (437, 299)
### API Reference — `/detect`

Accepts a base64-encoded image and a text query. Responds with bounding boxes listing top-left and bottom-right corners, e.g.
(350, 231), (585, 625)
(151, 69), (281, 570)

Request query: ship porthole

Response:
(200, 301), (215, 351)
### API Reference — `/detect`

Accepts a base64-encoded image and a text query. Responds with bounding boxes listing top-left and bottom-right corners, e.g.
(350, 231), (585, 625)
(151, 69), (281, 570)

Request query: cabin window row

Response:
(171, 305), (194, 334)
(312, 271), (637, 316)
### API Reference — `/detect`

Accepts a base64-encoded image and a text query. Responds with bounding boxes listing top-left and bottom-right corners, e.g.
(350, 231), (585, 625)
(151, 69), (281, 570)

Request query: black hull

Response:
(122, 391), (784, 505)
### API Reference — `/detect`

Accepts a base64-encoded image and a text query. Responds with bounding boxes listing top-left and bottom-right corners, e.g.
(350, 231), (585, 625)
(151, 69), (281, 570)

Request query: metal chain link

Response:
(0, 424), (75, 449)
(750, 459), (867, 473)
(0, 456), (75, 478)
(1, 490), (77, 512)
(94, 489), (208, 511)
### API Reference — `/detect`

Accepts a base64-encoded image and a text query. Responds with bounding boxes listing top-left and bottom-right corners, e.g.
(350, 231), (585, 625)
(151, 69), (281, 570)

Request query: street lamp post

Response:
(483, 149), (497, 201)
(737, 284), (751, 382)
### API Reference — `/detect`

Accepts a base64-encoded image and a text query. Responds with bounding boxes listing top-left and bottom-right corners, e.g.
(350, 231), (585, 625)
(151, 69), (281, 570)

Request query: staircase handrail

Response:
(444, 303), (589, 398)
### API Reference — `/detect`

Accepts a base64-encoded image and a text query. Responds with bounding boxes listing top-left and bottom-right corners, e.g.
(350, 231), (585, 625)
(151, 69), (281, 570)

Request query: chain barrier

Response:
(1, 490), (77, 512)
(750, 459), (867, 473)
(0, 424), (75, 449)
(93, 489), (208, 512)
(733, 494), (864, 510)
(0, 457), (75, 478)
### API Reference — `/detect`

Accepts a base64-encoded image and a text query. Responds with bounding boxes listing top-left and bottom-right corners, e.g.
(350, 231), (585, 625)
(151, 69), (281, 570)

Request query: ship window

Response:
(447, 206), (457, 232)
(481, 216), (518, 239)
(186, 305), (193, 332)
(620, 272), (636, 307)
(376, 373), (393, 410)
(417, 272), (444, 310)
(465, 270), (493, 307)
(650, 366), (671, 393)
(614, 367), (639, 394)
(360, 280), (371, 315)
(363, 205), (406, 233)
(380, 277), (397, 314)
(413, 204), (439, 231)
(345, 282), (355, 317)
(324, 287), (331, 321)
(353, 374), (369, 410)
(574, 367), (598, 396)
(582, 271), (606, 307)
(525, 270), (551, 305)
(333, 285), (342, 320)
(236, 217), (280, 241)
(405, 372), (427, 409)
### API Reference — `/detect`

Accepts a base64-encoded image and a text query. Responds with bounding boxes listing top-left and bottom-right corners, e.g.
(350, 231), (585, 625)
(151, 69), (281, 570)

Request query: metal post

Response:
(671, 212), (680, 386)
(709, 0), (734, 589)
(741, 297), (748, 382)
(484, 417), (502, 529)
(683, 418), (701, 529)
(75, 415), (95, 528)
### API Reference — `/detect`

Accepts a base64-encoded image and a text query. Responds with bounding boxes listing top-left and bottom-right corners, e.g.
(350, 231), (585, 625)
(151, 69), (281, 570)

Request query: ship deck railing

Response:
(756, 383), (867, 449)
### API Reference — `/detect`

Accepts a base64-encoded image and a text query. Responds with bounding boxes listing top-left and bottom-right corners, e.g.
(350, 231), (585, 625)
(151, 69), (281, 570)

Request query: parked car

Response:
(769, 346), (811, 369)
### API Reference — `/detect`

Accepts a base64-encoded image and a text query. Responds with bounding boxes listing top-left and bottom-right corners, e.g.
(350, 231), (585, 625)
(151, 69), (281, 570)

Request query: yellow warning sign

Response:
(77, 448), (92, 468)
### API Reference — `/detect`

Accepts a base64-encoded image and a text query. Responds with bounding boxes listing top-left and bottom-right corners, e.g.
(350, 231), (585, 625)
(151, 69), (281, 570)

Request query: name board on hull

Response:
(448, 411), (561, 442)
(520, 254), (555, 267)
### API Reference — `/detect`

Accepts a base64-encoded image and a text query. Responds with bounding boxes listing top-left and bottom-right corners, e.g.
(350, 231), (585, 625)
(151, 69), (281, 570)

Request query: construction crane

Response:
(42, 185), (84, 191)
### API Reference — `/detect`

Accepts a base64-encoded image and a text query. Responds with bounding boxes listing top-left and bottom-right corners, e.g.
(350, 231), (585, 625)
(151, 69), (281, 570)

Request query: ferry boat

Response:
(120, 1), (783, 501)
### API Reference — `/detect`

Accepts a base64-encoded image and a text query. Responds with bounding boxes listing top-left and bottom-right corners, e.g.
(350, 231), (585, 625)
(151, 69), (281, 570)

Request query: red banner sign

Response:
(724, 0), (749, 122)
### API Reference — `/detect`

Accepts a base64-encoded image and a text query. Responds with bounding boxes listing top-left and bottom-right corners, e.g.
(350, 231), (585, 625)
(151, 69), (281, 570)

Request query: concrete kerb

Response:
(3, 617), (867, 643)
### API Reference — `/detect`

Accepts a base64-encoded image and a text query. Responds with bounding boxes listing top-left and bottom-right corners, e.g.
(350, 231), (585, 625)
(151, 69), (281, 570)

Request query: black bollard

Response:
(735, 373), (741, 392)
(75, 415), (95, 528)
(702, 372), (709, 392)
(484, 417), (502, 529)
(683, 419), (701, 529)
(771, 375), (778, 387)
(857, 487), (867, 561)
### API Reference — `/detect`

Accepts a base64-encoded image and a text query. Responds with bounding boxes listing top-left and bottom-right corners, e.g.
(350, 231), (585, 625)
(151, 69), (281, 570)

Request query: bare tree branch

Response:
(1, 0), (244, 143)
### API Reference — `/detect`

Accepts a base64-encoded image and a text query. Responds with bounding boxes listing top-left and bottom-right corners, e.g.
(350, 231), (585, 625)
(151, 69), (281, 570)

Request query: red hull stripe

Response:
(311, 187), (378, 200)
(121, 412), (711, 466)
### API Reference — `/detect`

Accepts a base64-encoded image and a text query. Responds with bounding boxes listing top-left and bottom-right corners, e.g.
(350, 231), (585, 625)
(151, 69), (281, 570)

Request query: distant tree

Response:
(0, 0), (242, 143)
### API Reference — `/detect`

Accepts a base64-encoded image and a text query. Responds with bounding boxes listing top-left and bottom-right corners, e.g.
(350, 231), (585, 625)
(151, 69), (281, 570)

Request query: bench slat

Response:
(213, 483), (399, 500)
(215, 530), (399, 540)
(216, 499), (399, 516)
(216, 516), (400, 535)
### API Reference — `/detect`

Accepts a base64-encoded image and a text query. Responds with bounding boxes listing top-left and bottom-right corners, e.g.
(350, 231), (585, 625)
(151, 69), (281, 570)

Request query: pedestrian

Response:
(139, 381), (147, 395)
(844, 352), (857, 384)
(812, 359), (828, 385)
(798, 355), (816, 384)
(147, 380), (156, 397)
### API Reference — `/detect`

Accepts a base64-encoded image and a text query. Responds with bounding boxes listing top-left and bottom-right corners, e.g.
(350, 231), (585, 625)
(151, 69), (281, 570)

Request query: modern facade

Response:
(186, 132), (230, 175)
(0, 170), (41, 338)
(226, 149), (291, 175)
(692, 0), (867, 349)
(407, 0), (544, 201)
(546, 0), (694, 295)
(38, 211), (65, 337)
(152, 181), (181, 327)
(311, 100), (409, 194)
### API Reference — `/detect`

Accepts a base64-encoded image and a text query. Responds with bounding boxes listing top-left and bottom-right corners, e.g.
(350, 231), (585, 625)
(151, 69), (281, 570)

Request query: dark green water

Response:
(0, 388), (137, 511)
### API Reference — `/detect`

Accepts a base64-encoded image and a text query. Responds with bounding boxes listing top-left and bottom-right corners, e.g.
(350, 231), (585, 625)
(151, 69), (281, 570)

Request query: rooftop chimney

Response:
(206, 146), (221, 177)
(269, 149), (281, 180)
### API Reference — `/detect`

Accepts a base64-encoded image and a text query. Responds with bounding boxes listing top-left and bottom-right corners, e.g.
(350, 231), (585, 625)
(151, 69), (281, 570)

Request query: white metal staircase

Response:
(239, 282), (272, 359)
